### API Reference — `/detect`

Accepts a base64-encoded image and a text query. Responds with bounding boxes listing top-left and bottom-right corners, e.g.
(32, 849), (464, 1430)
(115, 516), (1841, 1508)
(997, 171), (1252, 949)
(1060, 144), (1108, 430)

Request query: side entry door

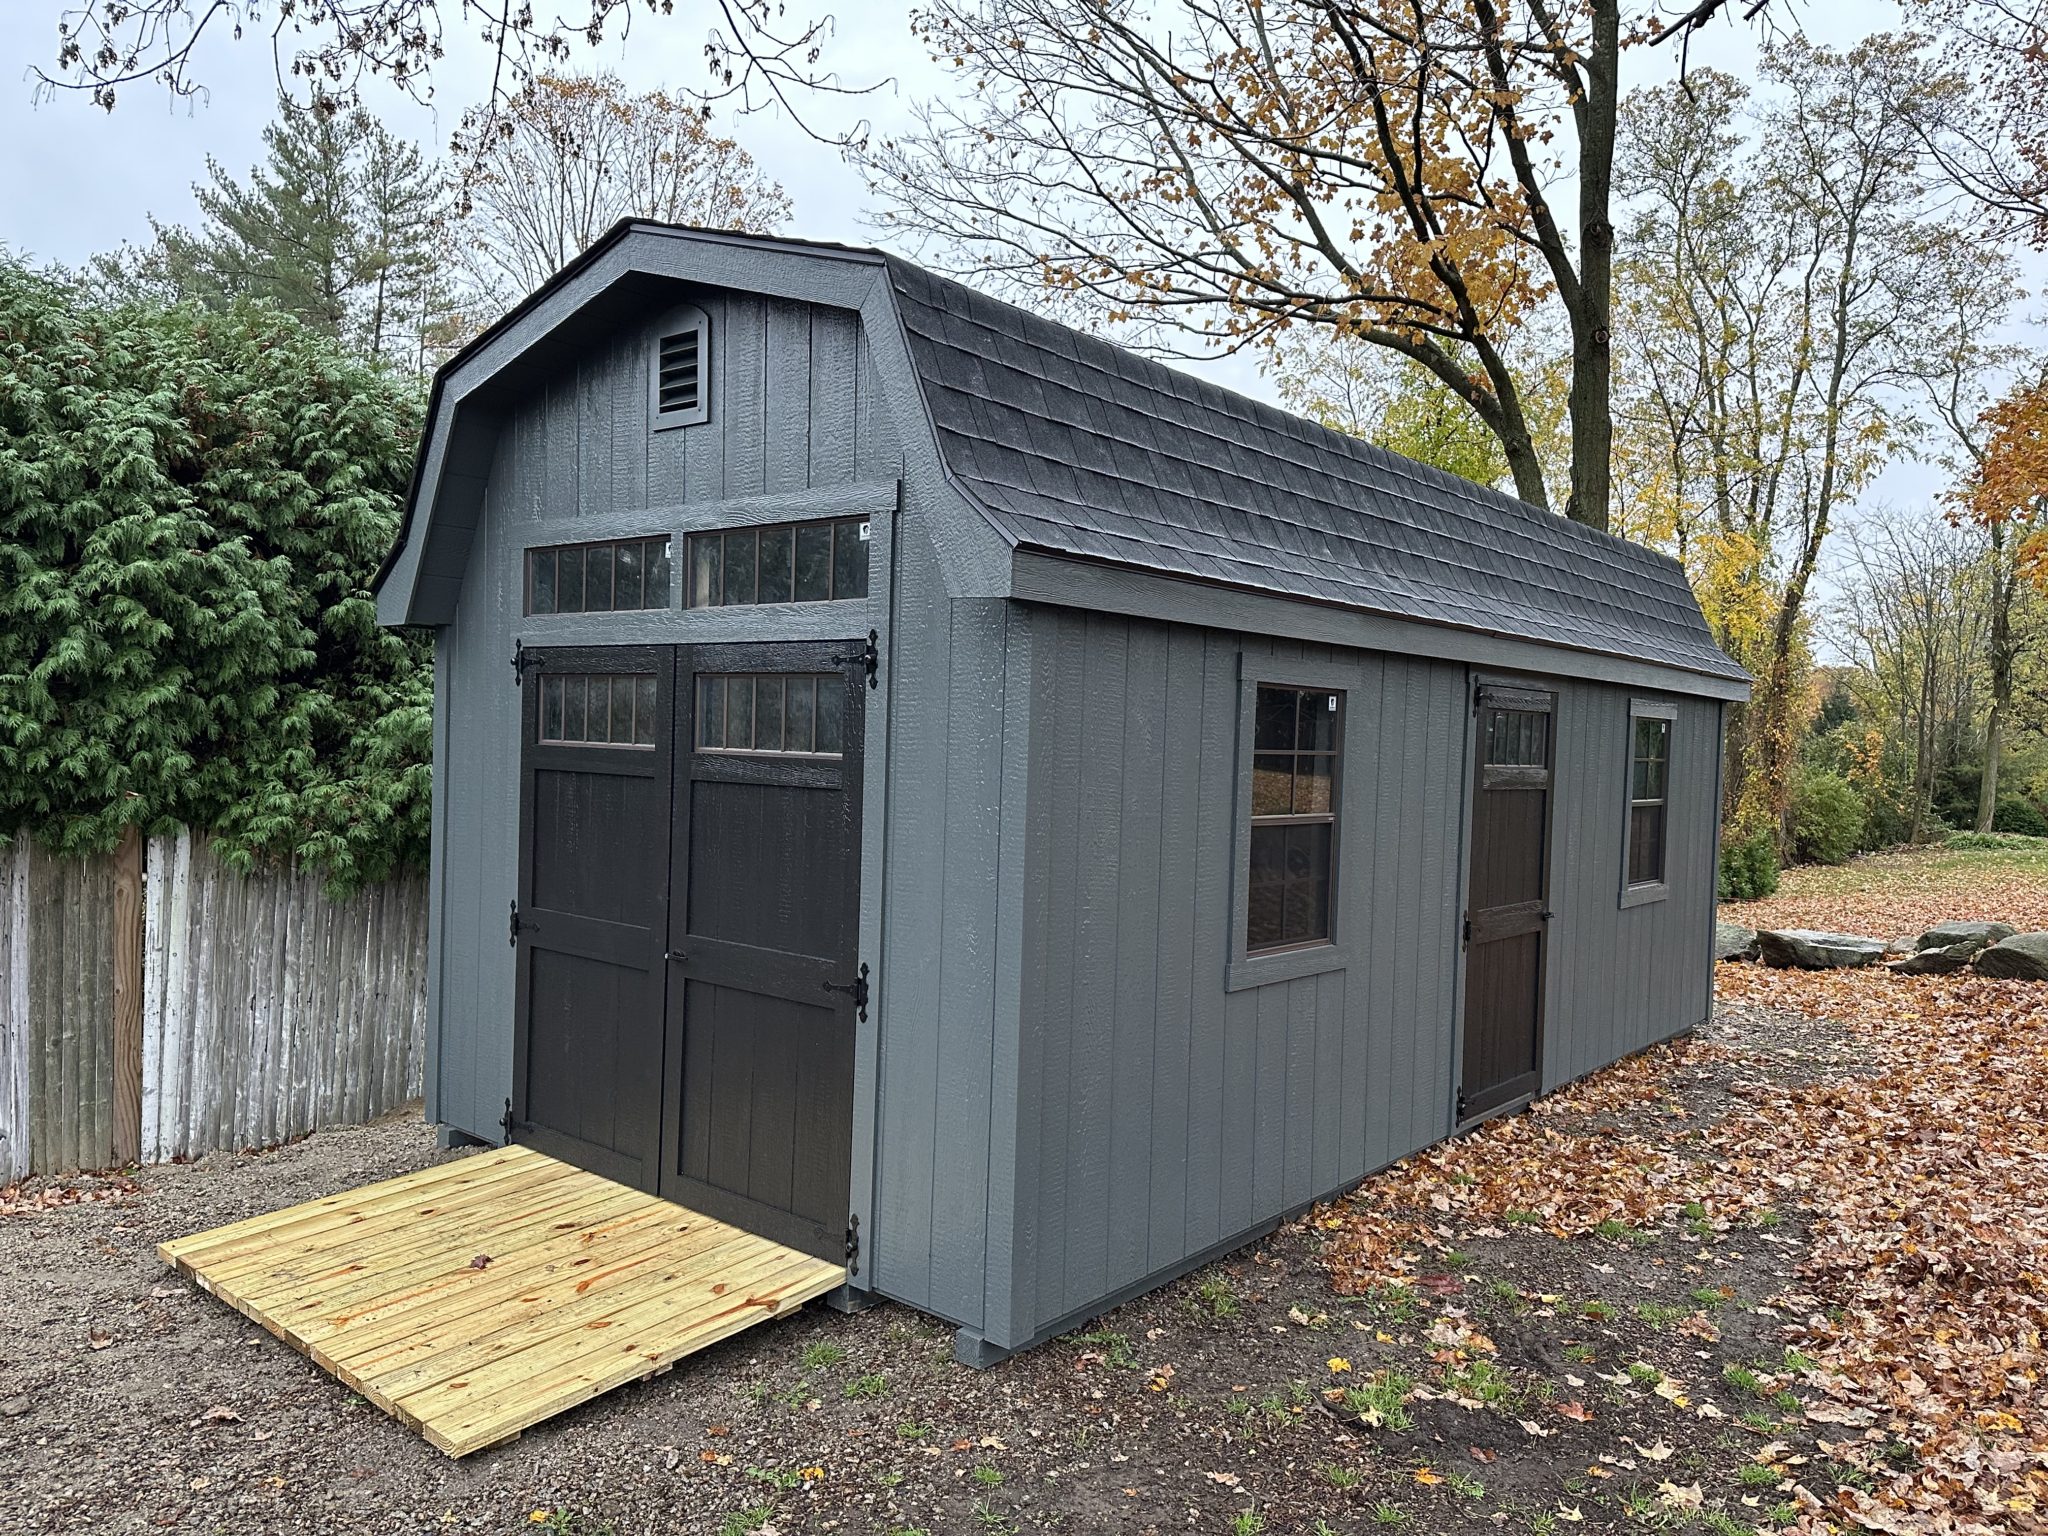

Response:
(1459, 684), (1555, 1122)
(660, 642), (866, 1261)
(512, 645), (673, 1188)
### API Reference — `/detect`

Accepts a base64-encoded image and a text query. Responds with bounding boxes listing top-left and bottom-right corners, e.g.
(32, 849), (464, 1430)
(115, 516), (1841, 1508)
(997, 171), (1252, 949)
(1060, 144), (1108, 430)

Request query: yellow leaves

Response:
(1327, 1356), (1353, 1373)
(1413, 1467), (1444, 1485)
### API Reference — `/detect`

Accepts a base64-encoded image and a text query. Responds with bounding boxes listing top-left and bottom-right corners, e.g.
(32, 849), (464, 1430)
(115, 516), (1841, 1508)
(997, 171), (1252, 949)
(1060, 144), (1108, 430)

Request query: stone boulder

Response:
(1972, 932), (2048, 981)
(1715, 922), (1760, 962)
(1889, 921), (2018, 976)
(1888, 943), (1980, 976)
(1756, 929), (1889, 970)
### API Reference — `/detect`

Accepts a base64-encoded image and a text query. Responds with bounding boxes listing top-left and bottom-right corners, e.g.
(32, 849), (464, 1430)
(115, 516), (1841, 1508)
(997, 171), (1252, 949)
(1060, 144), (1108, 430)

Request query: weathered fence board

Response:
(0, 830), (427, 1180)
(140, 831), (428, 1165)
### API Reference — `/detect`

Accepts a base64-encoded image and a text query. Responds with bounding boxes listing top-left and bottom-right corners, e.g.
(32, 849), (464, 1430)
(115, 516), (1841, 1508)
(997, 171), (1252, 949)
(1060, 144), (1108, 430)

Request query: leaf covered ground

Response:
(4, 845), (2045, 1534)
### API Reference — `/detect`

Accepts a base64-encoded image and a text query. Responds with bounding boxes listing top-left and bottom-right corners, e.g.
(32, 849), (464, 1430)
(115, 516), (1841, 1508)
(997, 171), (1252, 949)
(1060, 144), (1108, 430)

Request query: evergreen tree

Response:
(92, 103), (449, 370)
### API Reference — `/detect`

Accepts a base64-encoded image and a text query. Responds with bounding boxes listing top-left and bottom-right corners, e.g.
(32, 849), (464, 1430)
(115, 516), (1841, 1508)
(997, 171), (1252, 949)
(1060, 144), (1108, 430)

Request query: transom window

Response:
(696, 672), (845, 757)
(687, 517), (869, 608)
(1628, 712), (1672, 888)
(526, 537), (673, 615)
(538, 672), (657, 747)
(1247, 684), (1342, 953)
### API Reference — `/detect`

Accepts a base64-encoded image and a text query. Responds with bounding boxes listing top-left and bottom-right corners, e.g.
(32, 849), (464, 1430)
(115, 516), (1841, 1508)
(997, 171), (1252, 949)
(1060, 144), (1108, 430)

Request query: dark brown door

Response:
(660, 642), (865, 1261)
(1459, 684), (1555, 1122)
(512, 645), (673, 1188)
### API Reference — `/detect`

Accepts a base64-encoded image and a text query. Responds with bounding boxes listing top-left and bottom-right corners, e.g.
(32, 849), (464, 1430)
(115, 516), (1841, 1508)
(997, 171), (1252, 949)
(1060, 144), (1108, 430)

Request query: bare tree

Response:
(450, 72), (792, 313)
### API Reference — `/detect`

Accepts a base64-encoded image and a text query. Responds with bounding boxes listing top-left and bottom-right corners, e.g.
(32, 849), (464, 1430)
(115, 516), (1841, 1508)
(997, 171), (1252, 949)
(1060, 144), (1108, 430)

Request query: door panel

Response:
(661, 643), (865, 1261)
(513, 647), (673, 1188)
(1460, 685), (1554, 1122)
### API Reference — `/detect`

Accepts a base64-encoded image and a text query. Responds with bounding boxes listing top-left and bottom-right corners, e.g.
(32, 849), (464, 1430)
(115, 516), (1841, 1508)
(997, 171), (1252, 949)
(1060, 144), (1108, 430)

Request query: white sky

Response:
(0, 0), (2029, 603)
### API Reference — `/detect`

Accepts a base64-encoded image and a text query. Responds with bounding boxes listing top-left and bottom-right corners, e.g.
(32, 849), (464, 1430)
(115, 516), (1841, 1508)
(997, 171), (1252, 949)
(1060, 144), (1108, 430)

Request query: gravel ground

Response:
(1, 995), (1863, 1536)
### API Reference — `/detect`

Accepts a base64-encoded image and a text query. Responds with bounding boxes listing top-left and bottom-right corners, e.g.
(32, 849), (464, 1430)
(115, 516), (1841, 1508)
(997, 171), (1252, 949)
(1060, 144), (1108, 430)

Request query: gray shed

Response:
(374, 223), (1749, 1366)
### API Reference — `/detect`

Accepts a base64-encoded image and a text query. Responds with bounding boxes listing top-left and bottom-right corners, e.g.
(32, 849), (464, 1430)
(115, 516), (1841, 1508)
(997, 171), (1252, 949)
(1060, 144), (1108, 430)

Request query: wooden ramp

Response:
(159, 1145), (844, 1456)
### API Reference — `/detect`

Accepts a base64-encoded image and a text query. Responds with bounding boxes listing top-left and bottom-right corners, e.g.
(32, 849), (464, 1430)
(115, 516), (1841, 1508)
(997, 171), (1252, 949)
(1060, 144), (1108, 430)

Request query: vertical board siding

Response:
(0, 839), (28, 1180)
(140, 832), (428, 1164)
(20, 837), (118, 1175)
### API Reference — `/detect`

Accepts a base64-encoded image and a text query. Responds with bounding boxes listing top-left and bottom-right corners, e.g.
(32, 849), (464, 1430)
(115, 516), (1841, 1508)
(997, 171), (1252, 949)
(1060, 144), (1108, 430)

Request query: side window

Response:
(1246, 683), (1342, 953)
(1625, 704), (1675, 893)
(686, 517), (870, 608)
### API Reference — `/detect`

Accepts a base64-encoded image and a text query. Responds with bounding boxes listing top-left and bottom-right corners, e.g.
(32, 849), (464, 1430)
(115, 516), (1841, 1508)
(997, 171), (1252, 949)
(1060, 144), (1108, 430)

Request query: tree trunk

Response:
(1978, 518), (2015, 832)
(1564, 0), (1618, 534)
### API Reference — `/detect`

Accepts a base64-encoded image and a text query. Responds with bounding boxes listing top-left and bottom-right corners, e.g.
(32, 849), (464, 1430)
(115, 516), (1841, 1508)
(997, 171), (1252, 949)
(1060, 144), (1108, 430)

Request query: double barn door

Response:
(510, 642), (864, 1262)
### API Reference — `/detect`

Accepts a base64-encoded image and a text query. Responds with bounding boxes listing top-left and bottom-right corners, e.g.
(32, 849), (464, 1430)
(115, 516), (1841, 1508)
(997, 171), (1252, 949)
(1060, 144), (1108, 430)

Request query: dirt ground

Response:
(1, 991), (1887, 1536)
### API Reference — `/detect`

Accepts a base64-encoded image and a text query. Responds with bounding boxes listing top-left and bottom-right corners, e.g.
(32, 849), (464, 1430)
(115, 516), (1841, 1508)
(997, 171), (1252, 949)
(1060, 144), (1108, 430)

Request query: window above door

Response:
(686, 517), (870, 609)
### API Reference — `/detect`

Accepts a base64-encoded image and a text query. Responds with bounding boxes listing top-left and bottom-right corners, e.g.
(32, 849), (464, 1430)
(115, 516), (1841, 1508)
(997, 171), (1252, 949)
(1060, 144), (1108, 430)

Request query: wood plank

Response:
(162, 1148), (843, 1458)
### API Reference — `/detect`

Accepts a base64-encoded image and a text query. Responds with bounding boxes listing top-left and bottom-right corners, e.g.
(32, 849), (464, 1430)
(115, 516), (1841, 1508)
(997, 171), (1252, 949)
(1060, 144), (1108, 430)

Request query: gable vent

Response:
(657, 328), (701, 415)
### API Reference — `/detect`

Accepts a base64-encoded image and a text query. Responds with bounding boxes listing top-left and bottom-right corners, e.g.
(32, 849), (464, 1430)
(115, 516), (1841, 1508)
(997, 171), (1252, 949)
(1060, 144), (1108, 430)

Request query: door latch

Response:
(831, 629), (880, 690)
(822, 961), (870, 1022)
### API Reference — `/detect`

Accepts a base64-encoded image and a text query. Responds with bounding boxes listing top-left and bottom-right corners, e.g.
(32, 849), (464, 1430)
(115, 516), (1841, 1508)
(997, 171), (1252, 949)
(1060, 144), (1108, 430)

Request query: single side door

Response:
(512, 645), (673, 1189)
(660, 642), (866, 1261)
(1459, 683), (1556, 1122)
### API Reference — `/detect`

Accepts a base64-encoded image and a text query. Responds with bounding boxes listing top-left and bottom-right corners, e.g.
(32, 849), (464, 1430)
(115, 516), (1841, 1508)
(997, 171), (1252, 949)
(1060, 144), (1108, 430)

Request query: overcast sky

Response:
(0, 0), (2022, 612)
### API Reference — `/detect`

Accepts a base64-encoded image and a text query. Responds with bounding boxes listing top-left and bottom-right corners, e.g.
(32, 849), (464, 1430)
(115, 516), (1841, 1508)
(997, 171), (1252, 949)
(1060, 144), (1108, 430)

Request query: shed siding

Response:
(982, 608), (1717, 1352)
(428, 293), (901, 1146)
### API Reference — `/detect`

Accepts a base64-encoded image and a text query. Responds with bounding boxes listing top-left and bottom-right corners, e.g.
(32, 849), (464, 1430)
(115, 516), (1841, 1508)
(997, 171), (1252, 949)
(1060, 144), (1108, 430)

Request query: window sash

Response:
(1246, 684), (1342, 954)
(1626, 714), (1672, 888)
(526, 537), (673, 615)
(685, 517), (870, 609)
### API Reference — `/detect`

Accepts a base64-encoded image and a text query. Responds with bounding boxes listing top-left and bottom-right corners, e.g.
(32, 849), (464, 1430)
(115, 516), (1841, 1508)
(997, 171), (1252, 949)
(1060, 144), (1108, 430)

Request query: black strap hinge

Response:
(845, 1214), (861, 1276)
(510, 899), (534, 947)
(831, 629), (880, 689)
(502, 1097), (517, 1142)
(511, 639), (542, 685)
(822, 961), (871, 1023)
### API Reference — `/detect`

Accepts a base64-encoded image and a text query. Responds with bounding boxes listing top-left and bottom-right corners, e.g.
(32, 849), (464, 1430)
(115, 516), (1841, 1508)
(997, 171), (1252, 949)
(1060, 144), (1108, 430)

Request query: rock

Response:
(1756, 929), (1889, 970)
(1714, 922), (1759, 962)
(1973, 932), (2048, 980)
(1912, 920), (2016, 954)
(0, 1396), (26, 1418)
(1888, 942), (1980, 976)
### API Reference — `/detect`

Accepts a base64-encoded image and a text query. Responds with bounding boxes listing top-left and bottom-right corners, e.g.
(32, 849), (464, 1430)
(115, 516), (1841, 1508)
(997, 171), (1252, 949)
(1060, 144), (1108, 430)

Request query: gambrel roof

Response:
(377, 224), (1746, 694)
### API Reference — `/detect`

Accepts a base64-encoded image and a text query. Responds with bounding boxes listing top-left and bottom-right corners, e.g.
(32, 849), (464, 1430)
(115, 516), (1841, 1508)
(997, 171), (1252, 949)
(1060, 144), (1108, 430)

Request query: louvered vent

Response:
(656, 327), (701, 416)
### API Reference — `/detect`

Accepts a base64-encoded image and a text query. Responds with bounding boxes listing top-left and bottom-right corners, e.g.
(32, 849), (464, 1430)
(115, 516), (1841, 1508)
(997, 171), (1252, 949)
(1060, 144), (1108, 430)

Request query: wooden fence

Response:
(0, 830), (427, 1181)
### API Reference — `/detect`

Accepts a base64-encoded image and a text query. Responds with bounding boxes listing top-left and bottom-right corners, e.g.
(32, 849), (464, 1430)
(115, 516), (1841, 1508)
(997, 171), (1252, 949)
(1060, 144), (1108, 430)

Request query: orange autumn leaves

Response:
(1968, 375), (2048, 587)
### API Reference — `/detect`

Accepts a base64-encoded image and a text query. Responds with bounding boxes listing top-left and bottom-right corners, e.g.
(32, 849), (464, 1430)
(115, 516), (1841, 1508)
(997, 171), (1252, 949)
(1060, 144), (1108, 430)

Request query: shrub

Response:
(1718, 829), (1779, 901)
(1993, 795), (2048, 838)
(1788, 771), (1864, 865)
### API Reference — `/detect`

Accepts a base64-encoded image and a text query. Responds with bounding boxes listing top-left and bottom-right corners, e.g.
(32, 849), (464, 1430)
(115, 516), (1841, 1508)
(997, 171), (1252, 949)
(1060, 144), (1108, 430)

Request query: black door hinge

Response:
(502, 1097), (517, 1142)
(1455, 1088), (1469, 1122)
(845, 1213), (861, 1277)
(511, 638), (542, 685)
(822, 961), (871, 1023)
(1461, 912), (1471, 945)
(509, 898), (533, 947)
(832, 629), (880, 690)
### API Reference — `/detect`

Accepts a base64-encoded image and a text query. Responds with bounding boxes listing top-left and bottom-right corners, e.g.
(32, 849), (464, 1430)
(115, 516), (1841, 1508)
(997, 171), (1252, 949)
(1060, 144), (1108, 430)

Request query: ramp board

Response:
(158, 1145), (845, 1457)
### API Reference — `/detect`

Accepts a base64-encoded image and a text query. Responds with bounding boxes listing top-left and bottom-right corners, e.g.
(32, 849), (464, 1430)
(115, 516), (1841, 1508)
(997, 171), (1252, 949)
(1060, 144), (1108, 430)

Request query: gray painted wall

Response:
(428, 289), (904, 1149)
(930, 609), (1721, 1355)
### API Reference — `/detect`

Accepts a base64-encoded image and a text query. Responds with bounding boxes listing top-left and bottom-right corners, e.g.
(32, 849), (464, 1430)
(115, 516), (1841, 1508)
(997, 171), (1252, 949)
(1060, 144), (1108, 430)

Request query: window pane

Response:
(1635, 716), (1668, 764)
(1252, 754), (1294, 816)
(698, 676), (726, 748)
(530, 549), (557, 615)
(615, 677), (641, 743)
(585, 674), (611, 741)
(1247, 825), (1287, 951)
(690, 534), (720, 609)
(556, 547), (585, 613)
(1487, 708), (1547, 767)
(1297, 691), (1339, 751)
(787, 676), (816, 753)
(562, 675), (587, 740)
(755, 675), (785, 751)
(646, 538), (672, 608)
(634, 675), (657, 745)
(815, 676), (844, 754)
(541, 674), (563, 741)
(1283, 822), (1333, 944)
(721, 529), (757, 605)
(833, 518), (869, 599)
(584, 544), (614, 611)
(1294, 755), (1334, 814)
(614, 540), (644, 610)
(1254, 686), (1296, 752)
(1630, 803), (1667, 886)
(758, 525), (794, 604)
(727, 674), (755, 747)
(794, 523), (833, 602)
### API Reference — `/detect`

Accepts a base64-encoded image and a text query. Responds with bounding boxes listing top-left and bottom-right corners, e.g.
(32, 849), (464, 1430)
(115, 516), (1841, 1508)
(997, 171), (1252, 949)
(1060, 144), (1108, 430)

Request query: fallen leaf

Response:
(469, 1253), (492, 1270)
(1556, 1400), (1595, 1423)
(1414, 1467), (1444, 1486)
(1204, 1471), (1242, 1487)
(86, 1330), (112, 1351)
(1468, 1446), (1497, 1464)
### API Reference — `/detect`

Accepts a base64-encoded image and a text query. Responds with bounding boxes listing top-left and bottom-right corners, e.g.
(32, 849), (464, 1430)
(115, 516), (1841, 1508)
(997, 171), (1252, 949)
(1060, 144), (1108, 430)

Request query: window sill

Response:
(1225, 942), (1349, 993)
(1620, 882), (1669, 910)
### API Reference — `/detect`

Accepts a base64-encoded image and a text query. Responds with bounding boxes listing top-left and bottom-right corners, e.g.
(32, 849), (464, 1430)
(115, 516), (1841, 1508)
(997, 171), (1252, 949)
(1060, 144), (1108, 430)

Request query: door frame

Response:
(657, 638), (868, 1261)
(510, 641), (676, 1188)
(1453, 673), (1560, 1127)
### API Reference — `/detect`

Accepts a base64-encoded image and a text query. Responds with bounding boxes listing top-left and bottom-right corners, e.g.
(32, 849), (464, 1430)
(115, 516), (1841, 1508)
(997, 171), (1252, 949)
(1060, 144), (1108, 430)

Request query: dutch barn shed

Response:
(375, 224), (1750, 1368)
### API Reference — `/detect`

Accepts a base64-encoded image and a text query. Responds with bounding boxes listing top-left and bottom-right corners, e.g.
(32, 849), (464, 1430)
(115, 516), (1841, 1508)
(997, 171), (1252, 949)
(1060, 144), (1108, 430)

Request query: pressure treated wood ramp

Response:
(158, 1145), (844, 1457)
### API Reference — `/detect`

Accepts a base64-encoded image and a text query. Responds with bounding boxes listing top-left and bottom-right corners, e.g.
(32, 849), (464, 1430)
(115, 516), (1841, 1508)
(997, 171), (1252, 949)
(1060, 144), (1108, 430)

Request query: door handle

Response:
(664, 949), (687, 963)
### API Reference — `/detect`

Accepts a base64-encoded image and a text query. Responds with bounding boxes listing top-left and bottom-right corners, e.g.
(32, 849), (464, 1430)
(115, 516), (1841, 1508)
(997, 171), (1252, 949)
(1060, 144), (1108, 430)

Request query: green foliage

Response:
(1788, 771), (1864, 865)
(0, 259), (429, 891)
(1946, 830), (2048, 851)
(1994, 796), (2048, 837)
(1719, 829), (1780, 901)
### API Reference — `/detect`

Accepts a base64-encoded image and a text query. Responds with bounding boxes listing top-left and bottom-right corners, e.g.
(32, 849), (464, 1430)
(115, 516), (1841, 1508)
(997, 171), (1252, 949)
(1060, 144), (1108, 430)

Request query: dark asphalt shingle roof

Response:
(884, 257), (1746, 685)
